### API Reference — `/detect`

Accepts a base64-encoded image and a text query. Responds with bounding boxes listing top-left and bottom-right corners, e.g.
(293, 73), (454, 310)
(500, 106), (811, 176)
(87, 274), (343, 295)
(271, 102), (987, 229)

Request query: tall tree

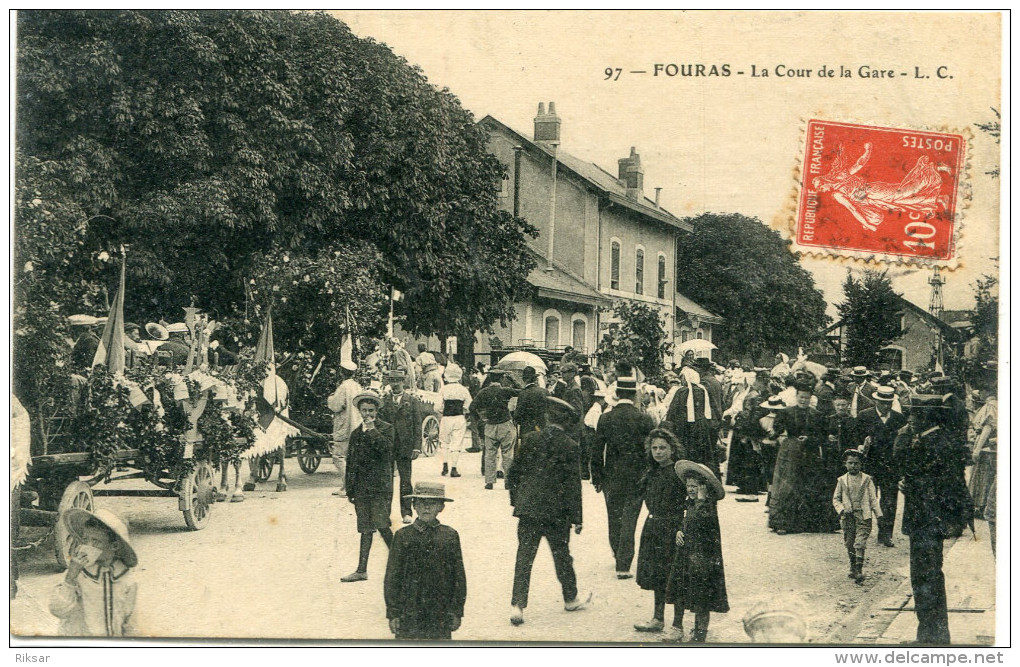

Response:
(837, 269), (902, 367)
(595, 300), (673, 381)
(15, 9), (536, 363)
(674, 213), (829, 361)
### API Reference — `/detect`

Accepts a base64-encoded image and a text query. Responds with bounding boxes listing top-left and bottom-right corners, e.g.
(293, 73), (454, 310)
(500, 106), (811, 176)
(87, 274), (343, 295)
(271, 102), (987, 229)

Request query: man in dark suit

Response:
(552, 362), (585, 452)
(506, 397), (590, 626)
(513, 366), (548, 445)
(857, 386), (908, 547)
(849, 366), (876, 417)
(593, 376), (656, 578)
(378, 370), (426, 524)
(341, 393), (396, 583)
(895, 395), (974, 645)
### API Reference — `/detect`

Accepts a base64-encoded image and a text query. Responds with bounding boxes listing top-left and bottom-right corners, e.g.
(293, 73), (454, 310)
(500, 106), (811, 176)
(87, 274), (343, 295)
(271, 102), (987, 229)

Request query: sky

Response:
(334, 11), (1002, 315)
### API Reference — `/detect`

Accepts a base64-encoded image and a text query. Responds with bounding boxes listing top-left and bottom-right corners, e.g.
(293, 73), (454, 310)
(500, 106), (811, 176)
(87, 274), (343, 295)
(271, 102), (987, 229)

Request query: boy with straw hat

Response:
(384, 482), (466, 640)
(49, 508), (139, 636)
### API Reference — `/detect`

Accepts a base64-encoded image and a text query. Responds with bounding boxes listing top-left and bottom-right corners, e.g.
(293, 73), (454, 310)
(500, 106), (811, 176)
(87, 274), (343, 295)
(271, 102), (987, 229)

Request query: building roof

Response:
(826, 295), (962, 341)
(675, 292), (724, 325)
(525, 247), (611, 308)
(479, 115), (692, 232)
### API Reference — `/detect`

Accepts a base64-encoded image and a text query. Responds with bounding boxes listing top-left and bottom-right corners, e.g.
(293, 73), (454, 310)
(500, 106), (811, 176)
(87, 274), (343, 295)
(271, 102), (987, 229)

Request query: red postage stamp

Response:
(796, 120), (965, 261)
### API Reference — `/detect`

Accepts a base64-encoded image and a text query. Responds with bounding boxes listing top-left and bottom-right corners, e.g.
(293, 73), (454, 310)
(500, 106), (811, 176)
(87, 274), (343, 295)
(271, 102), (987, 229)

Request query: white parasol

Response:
(678, 339), (717, 355)
(494, 351), (549, 372)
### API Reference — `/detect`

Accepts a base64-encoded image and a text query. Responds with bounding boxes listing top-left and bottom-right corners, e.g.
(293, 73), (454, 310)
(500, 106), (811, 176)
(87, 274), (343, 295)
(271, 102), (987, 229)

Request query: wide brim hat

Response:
(850, 366), (871, 378)
(145, 322), (170, 341)
(545, 396), (579, 422)
(870, 386), (897, 402)
(842, 447), (865, 462)
(383, 368), (407, 382)
(403, 481), (453, 502)
(760, 396), (786, 410)
(674, 460), (725, 501)
(353, 391), (382, 409)
(63, 508), (138, 568)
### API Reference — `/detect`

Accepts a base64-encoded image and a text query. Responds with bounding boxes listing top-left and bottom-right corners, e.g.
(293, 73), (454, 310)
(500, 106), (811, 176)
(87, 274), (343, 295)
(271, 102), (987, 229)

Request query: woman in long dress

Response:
(768, 382), (829, 534)
(968, 392), (997, 518)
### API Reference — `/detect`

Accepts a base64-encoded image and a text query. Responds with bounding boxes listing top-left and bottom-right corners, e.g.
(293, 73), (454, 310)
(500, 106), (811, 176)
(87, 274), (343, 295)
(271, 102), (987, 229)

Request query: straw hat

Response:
(674, 460), (725, 501)
(403, 481), (453, 502)
(870, 386), (897, 402)
(62, 508), (137, 568)
(850, 366), (871, 378)
(742, 601), (807, 643)
(145, 322), (170, 341)
(68, 314), (101, 327)
(353, 391), (382, 409)
(760, 396), (786, 410)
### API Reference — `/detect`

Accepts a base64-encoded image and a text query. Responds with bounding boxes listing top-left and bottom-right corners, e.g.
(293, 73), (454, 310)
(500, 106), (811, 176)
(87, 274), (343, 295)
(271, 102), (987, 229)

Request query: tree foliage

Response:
(674, 213), (830, 361)
(15, 10), (536, 374)
(959, 266), (998, 389)
(595, 300), (673, 381)
(837, 269), (903, 367)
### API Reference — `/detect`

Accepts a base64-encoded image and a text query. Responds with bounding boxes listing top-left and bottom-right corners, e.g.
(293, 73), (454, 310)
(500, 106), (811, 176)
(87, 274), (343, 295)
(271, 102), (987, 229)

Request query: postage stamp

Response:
(795, 120), (966, 262)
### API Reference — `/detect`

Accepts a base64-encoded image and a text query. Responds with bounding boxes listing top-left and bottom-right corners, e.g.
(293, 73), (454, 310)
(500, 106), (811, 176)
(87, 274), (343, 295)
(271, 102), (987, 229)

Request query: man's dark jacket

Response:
(379, 393), (426, 460)
(857, 407), (907, 483)
(514, 383), (549, 436)
(345, 420), (395, 500)
(592, 402), (655, 493)
(507, 425), (582, 526)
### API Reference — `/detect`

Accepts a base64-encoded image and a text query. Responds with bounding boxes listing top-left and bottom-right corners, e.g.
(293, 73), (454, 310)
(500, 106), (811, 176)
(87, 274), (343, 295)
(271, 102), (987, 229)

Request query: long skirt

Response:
(968, 450), (995, 514)
(768, 438), (805, 532)
(726, 436), (764, 494)
(636, 516), (682, 591)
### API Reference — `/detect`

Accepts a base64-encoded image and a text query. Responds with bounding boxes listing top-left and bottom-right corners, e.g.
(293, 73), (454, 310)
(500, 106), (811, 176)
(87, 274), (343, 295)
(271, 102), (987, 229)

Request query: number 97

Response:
(605, 67), (622, 81)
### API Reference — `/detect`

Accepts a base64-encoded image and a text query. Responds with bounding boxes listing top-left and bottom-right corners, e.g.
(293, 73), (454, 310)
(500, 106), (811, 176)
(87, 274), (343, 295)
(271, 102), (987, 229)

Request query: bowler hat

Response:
(63, 508), (137, 568)
(674, 460), (725, 501)
(403, 481), (453, 502)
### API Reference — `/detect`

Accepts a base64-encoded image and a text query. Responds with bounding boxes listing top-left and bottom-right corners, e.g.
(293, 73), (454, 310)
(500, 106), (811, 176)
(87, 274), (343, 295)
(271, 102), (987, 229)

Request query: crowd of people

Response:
(44, 327), (997, 644)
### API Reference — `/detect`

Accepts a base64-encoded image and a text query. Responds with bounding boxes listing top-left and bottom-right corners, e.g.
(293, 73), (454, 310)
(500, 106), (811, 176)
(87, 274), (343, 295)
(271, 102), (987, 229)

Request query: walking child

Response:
(832, 448), (881, 584)
(633, 429), (688, 641)
(384, 482), (466, 640)
(666, 460), (729, 643)
(49, 509), (139, 636)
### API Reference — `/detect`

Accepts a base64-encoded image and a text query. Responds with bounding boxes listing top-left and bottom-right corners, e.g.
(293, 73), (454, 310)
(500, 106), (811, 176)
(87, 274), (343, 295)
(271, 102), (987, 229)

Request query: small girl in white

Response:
(50, 508), (138, 636)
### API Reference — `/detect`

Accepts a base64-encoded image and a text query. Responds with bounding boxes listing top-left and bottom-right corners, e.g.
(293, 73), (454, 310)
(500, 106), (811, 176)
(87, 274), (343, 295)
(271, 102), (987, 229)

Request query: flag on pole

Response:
(92, 250), (127, 375)
(255, 308), (278, 407)
(341, 304), (355, 365)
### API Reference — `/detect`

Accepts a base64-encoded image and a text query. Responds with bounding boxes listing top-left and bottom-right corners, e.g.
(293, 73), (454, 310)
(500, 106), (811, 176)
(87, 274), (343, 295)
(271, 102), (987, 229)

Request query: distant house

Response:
(824, 295), (964, 371)
(460, 102), (720, 368)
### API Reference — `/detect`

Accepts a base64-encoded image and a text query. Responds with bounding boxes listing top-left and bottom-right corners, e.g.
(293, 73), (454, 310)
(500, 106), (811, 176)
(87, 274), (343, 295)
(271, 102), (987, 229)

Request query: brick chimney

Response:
(534, 101), (561, 144)
(618, 147), (644, 198)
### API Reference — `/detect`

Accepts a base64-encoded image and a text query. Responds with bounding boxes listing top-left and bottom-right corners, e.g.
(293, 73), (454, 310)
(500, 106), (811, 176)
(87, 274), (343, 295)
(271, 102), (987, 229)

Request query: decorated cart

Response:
(14, 260), (266, 568)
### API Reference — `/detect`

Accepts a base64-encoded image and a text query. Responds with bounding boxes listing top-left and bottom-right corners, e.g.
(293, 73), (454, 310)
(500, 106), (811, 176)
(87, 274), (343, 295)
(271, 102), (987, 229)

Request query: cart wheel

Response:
(298, 443), (321, 474)
(421, 415), (440, 458)
(181, 462), (215, 530)
(255, 455), (274, 482)
(54, 481), (94, 570)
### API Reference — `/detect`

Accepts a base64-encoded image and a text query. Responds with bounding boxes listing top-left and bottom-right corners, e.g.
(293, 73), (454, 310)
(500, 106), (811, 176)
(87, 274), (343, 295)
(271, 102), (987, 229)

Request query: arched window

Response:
(571, 315), (587, 351)
(635, 247), (645, 295)
(610, 240), (621, 290)
(657, 254), (667, 299)
(544, 311), (561, 349)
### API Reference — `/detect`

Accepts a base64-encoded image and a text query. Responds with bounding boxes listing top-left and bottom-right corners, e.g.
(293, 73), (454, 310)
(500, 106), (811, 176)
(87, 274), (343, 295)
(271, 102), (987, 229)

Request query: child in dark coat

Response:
(384, 482), (466, 640)
(634, 428), (687, 640)
(666, 460), (729, 643)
